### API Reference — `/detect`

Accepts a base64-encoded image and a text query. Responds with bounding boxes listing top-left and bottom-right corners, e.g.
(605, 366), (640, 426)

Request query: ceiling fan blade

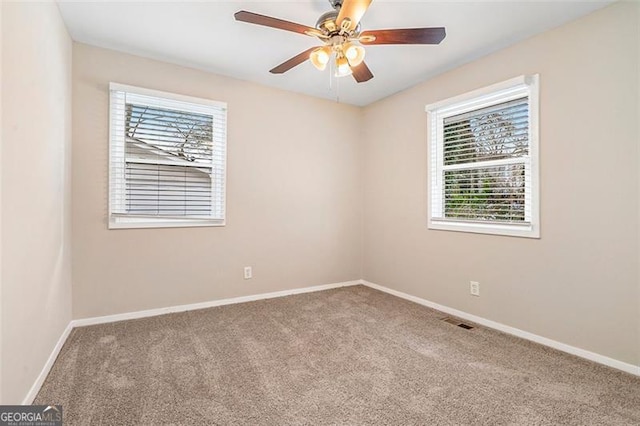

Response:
(270, 47), (318, 74)
(336, 0), (373, 32)
(360, 27), (446, 45)
(234, 10), (320, 37)
(351, 61), (374, 83)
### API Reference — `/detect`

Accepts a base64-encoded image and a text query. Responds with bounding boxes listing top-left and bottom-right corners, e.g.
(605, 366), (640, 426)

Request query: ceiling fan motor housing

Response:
(316, 10), (360, 37)
(316, 10), (339, 33)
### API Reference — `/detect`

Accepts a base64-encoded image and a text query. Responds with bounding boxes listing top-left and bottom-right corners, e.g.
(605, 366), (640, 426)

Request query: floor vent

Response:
(441, 317), (474, 330)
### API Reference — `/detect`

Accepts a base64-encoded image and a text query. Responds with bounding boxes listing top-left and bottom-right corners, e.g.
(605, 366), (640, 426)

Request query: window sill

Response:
(109, 216), (225, 230)
(428, 219), (539, 239)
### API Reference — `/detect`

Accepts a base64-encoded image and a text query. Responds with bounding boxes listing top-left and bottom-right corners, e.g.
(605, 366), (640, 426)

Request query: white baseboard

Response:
(25, 278), (639, 406)
(25, 279), (360, 404)
(22, 321), (74, 405)
(72, 280), (361, 327)
(362, 280), (640, 377)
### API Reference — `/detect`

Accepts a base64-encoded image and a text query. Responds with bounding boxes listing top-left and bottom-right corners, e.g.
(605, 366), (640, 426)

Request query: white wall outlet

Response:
(243, 266), (252, 280)
(470, 281), (480, 296)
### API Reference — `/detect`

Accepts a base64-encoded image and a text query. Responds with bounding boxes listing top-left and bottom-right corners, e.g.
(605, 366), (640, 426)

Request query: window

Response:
(426, 75), (539, 238)
(109, 83), (227, 229)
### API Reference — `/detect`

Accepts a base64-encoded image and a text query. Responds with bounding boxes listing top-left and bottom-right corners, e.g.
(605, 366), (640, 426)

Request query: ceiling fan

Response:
(234, 0), (446, 83)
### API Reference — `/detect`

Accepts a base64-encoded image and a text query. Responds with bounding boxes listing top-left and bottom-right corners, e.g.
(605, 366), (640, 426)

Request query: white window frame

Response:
(426, 75), (540, 238)
(108, 83), (227, 229)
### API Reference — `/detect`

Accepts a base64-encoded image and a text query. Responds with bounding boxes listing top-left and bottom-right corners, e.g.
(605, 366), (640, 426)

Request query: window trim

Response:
(425, 75), (540, 238)
(108, 83), (227, 230)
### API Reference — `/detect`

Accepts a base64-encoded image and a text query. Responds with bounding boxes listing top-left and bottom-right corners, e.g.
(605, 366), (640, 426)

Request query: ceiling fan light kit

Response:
(234, 0), (446, 83)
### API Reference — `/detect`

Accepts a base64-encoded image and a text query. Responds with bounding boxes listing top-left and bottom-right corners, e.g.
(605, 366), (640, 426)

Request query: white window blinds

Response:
(109, 83), (227, 229)
(427, 75), (539, 238)
(441, 97), (529, 223)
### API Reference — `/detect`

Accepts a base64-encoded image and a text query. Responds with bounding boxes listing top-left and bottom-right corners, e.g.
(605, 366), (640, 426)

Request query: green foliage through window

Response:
(442, 97), (528, 223)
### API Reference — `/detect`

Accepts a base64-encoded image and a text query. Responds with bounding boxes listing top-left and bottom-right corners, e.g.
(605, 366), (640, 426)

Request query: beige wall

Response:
(362, 1), (640, 366)
(0, 0), (4, 405)
(72, 44), (362, 319)
(637, 0), (640, 371)
(1, 2), (73, 404)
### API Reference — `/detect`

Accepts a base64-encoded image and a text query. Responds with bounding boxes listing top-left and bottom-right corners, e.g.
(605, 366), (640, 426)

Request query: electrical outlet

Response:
(244, 266), (252, 280)
(470, 281), (480, 296)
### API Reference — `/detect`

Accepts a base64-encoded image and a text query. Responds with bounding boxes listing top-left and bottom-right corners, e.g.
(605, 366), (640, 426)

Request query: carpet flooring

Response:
(35, 285), (640, 425)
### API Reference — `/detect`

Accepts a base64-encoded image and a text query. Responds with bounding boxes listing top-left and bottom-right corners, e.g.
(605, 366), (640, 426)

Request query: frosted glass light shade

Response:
(310, 47), (331, 71)
(343, 43), (365, 66)
(335, 56), (352, 77)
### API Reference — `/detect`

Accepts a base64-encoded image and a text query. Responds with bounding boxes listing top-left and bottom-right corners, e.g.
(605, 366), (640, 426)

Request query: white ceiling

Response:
(57, 0), (613, 106)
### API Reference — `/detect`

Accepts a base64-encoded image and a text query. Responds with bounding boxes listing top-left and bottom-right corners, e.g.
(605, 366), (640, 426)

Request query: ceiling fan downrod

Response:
(328, 0), (343, 11)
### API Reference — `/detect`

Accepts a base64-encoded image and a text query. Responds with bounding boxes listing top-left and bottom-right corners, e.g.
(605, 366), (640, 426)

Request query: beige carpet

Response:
(36, 285), (640, 425)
